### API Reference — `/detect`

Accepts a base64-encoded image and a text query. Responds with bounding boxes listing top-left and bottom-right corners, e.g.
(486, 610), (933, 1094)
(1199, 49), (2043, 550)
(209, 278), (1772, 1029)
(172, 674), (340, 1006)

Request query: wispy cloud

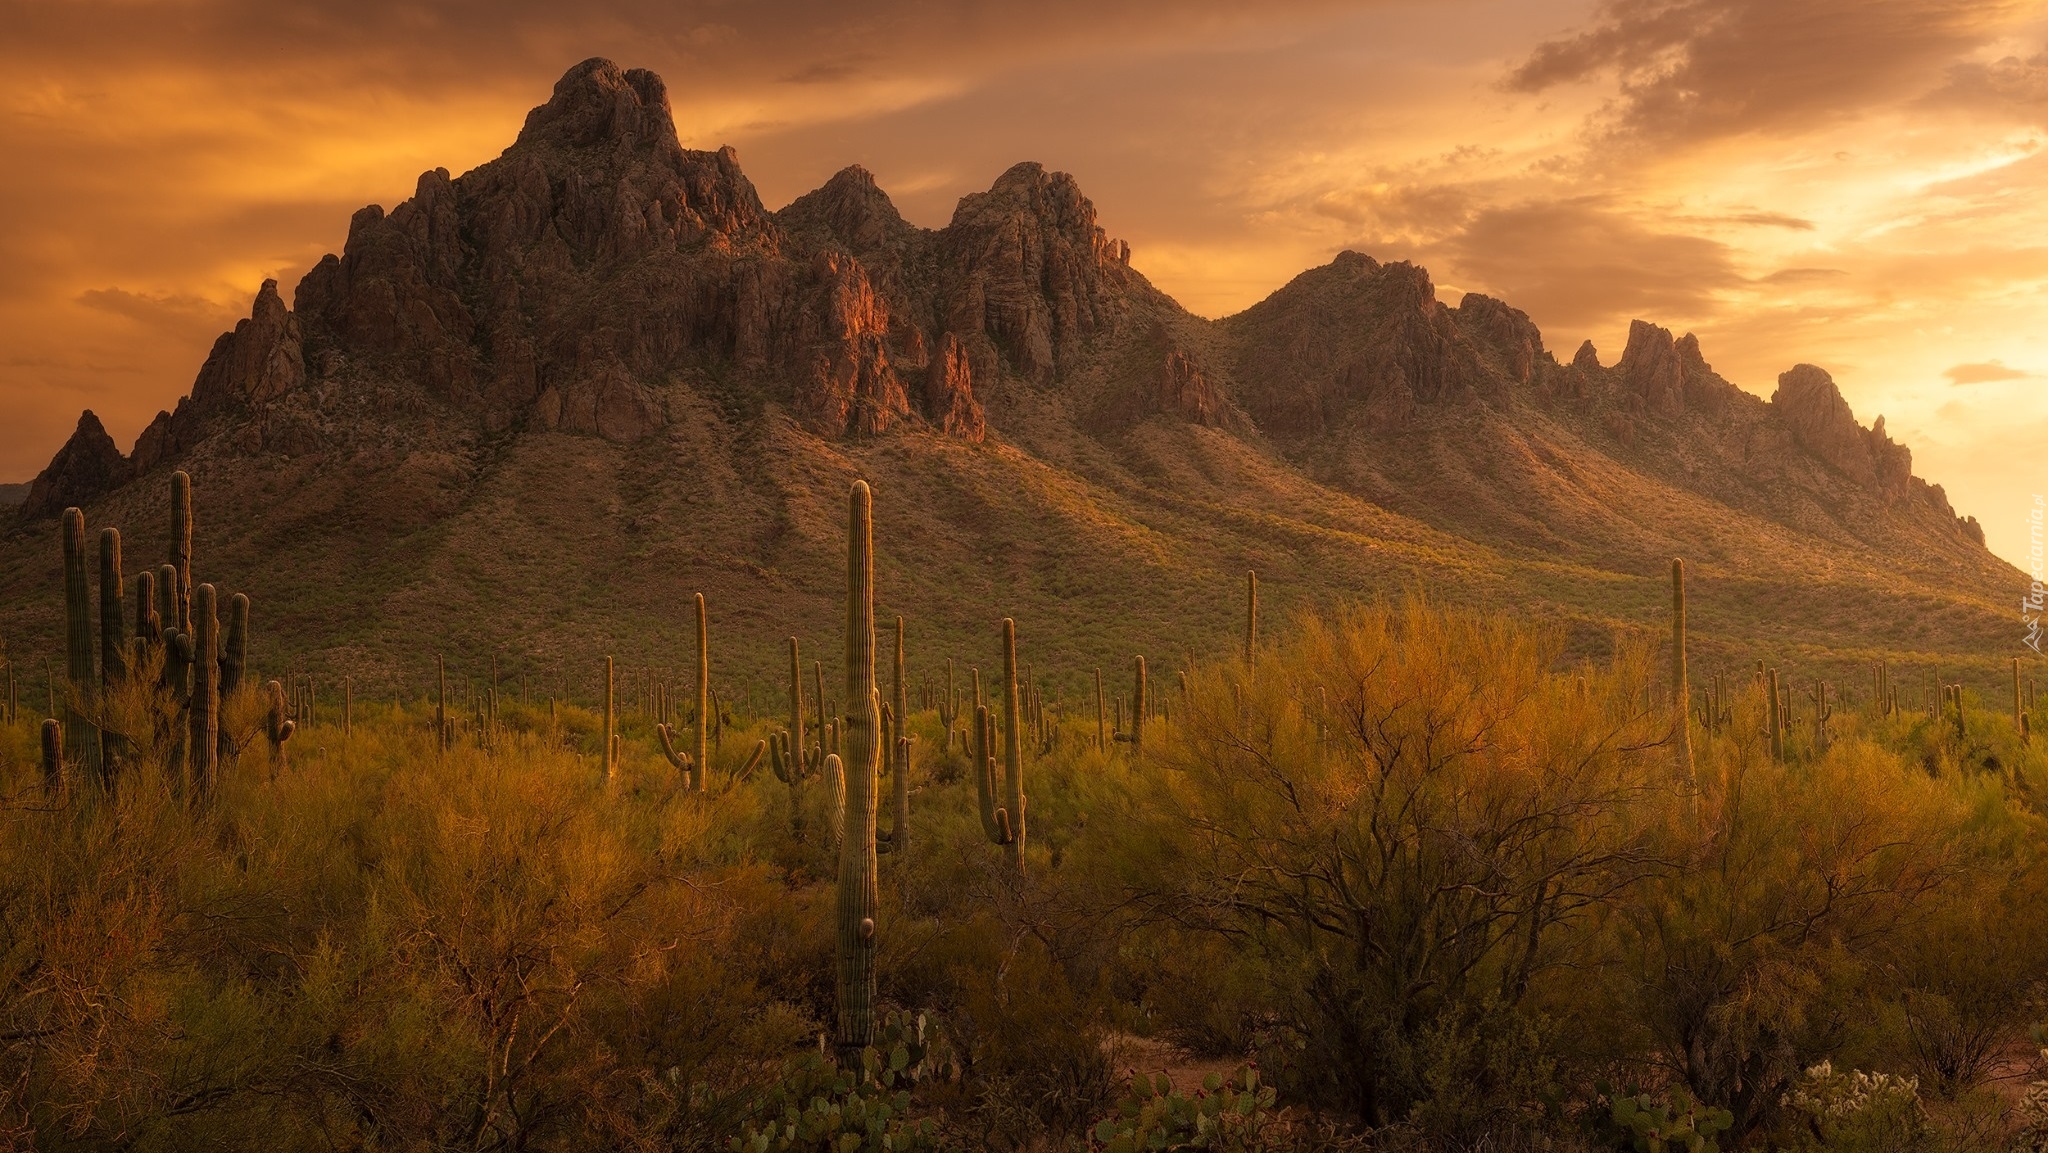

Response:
(1944, 359), (2034, 384)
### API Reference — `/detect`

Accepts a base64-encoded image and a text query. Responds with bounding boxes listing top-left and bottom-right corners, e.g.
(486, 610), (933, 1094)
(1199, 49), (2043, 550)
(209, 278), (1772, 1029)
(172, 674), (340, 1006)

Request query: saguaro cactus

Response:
(1671, 559), (1694, 786)
(2017, 657), (2027, 740)
(1000, 618), (1026, 873)
(221, 594), (249, 697)
(769, 729), (809, 840)
(264, 679), (294, 770)
(694, 593), (709, 792)
(1095, 668), (1106, 751)
(99, 528), (126, 688)
(1811, 679), (1833, 755)
(60, 509), (102, 773)
(169, 470), (192, 629)
(836, 479), (882, 1065)
(437, 655), (449, 756)
(157, 563), (190, 703)
(188, 583), (220, 796)
(789, 637), (807, 771)
(40, 719), (63, 793)
(1767, 668), (1784, 762)
(1245, 569), (1258, 666)
(1132, 654), (1148, 766)
(604, 656), (617, 783)
(885, 618), (910, 851)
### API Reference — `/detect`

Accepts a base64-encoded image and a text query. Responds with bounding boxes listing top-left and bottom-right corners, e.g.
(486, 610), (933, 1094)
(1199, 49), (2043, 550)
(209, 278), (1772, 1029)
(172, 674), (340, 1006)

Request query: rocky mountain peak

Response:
(190, 278), (304, 415)
(777, 164), (913, 260)
(1771, 363), (1913, 501)
(20, 410), (128, 520)
(937, 162), (1139, 382)
(515, 57), (681, 158)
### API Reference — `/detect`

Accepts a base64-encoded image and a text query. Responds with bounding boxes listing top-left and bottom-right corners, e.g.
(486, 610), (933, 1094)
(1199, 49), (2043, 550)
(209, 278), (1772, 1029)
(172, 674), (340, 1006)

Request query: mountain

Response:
(0, 58), (2021, 701)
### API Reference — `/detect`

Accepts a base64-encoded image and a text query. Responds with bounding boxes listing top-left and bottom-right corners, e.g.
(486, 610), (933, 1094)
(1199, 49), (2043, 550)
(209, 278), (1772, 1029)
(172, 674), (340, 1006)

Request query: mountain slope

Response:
(0, 58), (2025, 703)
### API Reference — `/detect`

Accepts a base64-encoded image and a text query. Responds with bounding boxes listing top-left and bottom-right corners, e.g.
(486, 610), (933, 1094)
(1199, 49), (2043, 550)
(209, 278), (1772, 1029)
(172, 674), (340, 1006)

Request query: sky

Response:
(2, 0), (2046, 567)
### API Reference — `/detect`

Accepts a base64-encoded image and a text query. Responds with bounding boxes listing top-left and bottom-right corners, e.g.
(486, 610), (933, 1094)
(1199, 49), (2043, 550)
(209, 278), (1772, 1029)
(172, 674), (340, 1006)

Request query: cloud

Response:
(1924, 50), (2048, 120)
(1506, 0), (2027, 146)
(1674, 211), (1815, 229)
(1758, 266), (1846, 284)
(76, 287), (237, 335)
(1426, 196), (1745, 330)
(1944, 359), (2034, 383)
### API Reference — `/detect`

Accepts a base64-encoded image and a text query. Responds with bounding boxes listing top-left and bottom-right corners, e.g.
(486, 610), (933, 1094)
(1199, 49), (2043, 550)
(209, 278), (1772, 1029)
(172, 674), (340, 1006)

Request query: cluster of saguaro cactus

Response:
(1694, 673), (1734, 736)
(47, 470), (283, 795)
(1941, 683), (1968, 743)
(1873, 660), (1897, 719)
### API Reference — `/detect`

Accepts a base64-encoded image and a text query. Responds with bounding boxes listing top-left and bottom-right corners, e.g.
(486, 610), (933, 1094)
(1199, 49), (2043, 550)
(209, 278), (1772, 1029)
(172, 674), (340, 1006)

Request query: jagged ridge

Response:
(3, 57), (2015, 696)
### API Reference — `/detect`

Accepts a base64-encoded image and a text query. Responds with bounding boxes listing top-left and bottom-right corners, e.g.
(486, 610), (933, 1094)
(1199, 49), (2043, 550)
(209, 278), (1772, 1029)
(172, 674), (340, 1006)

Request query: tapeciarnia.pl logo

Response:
(2027, 494), (2045, 653)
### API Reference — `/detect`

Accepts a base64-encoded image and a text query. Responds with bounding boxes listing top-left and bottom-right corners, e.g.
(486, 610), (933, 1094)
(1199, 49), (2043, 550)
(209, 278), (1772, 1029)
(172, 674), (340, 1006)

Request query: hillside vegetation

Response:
(5, 477), (2048, 1152)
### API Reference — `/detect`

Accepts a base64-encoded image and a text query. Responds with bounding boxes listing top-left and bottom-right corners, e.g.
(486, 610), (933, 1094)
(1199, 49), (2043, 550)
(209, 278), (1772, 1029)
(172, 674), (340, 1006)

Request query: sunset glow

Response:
(4, 0), (2046, 562)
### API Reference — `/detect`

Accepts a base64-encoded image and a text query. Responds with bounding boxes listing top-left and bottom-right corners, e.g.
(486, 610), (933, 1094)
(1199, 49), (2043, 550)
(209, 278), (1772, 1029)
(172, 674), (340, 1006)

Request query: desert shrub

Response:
(1611, 706), (1986, 1140)
(1115, 598), (1668, 1131)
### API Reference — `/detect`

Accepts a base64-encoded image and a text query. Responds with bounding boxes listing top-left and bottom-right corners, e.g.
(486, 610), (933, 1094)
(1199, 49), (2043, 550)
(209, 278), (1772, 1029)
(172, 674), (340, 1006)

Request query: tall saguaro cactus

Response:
(60, 509), (102, 773)
(1671, 559), (1695, 786)
(189, 583), (220, 796)
(889, 617), (909, 850)
(1132, 654), (1148, 766)
(1000, 619), (1027, 873)
(789, 637), (807, 770)
(836, 480), (881, 1065)
(98, 528), (127, 689)
(169, 470), (192, 629)
(221, 594), (249, 698)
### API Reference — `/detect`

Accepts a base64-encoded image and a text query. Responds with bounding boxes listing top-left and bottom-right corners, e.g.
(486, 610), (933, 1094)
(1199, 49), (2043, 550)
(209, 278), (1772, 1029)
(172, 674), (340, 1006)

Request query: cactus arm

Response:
(732, 739), (766, 786)
(654, 722), (696, 784)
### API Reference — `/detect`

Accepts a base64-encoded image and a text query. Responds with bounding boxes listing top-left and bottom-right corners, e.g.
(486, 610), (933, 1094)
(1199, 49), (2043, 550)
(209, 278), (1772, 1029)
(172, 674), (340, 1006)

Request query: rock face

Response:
(1771, 364), (1913, 501)
(936, 162), (1137, 385)
(1226, 252), (1510, 435)
(20, 411), (128, 520)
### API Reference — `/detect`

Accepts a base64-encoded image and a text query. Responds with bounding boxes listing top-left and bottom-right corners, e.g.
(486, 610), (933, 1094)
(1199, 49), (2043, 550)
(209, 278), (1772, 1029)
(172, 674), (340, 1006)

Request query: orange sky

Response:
(3, 0), (2047, 568)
